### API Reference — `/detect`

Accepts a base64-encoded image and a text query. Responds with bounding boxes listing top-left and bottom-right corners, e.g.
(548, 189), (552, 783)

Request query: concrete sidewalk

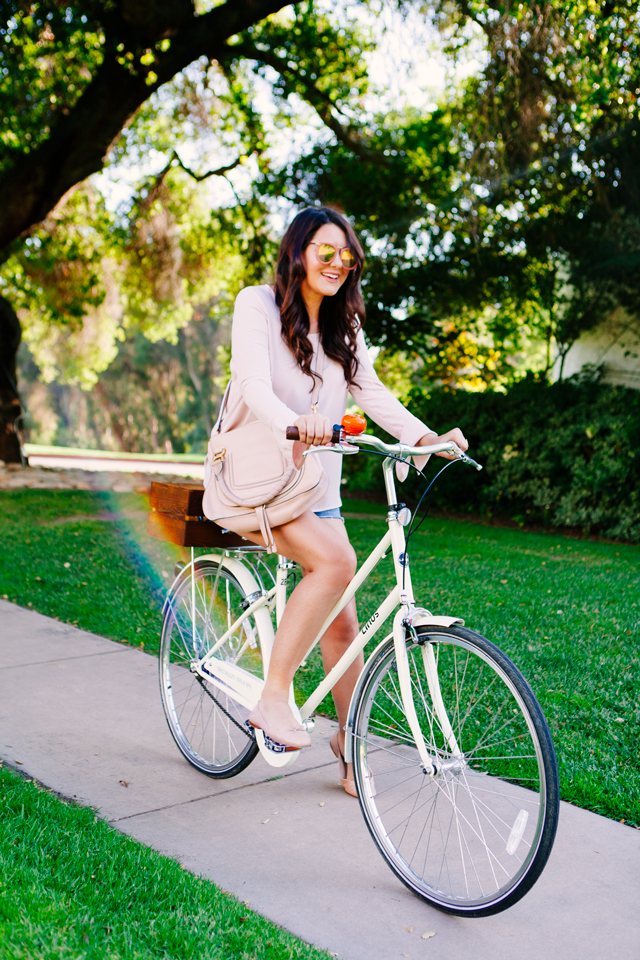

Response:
(1, 599), (639, 960)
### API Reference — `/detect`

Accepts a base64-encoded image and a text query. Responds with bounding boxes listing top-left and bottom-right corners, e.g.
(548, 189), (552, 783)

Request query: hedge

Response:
(343, 375), (640, 543)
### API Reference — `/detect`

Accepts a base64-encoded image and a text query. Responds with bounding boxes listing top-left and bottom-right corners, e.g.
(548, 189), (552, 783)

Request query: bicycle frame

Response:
(176, 444), (467, 772)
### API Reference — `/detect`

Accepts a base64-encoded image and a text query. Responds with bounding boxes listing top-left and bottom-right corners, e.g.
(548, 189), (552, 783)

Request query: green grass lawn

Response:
(0, 488), (182, 655)
(0, 764), (331, 960)
(342, 501), (640, 828)
(1, 487), (639, 832)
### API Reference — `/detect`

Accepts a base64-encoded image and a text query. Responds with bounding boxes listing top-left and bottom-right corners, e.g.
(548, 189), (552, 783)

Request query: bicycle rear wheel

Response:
(351, 625), (559, 916)
(159, 559), (262, 778)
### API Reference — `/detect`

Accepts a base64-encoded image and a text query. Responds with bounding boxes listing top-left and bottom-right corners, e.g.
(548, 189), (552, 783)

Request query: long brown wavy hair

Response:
(275, 207), (365, 389)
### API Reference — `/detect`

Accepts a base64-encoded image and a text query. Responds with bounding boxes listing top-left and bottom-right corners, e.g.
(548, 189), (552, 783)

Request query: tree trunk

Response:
(93, 380), (132, 452)
(0, 297), (24, 464)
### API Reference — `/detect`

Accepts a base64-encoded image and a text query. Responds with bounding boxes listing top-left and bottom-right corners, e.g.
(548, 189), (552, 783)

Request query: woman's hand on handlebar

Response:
(293, 413), (334, 447)
(417, 427), (469, 459)
(292, 413), (333, 468)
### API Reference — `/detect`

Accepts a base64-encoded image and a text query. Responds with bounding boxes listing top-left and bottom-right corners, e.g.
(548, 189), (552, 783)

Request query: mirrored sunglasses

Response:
(308, 242), (357, 270)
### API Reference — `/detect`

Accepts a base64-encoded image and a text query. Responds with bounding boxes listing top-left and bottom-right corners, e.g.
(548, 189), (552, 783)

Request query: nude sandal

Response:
(330, 731), (357, 796)
(248, 702), (311, 750)
(330, 731), (376, 797)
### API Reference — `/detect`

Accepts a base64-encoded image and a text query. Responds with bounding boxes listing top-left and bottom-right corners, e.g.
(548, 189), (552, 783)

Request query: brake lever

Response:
(302, 442), (359, 457)
(459, 451), (483, 472)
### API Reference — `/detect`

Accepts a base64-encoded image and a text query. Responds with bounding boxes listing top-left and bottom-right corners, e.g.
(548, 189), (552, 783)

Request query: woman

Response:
(219, 207), (467, 795)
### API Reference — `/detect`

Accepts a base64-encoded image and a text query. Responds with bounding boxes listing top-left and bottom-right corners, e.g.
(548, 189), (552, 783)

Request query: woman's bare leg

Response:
(320, 599), (361, 742)
(316, 519), (362, 775)
(244, 511), (356, 745)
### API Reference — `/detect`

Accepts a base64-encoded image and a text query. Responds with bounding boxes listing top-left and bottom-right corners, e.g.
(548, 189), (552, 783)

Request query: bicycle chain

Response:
(194, 673), (255, 742)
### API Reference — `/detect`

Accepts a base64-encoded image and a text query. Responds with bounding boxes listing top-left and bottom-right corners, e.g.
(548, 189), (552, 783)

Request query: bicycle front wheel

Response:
(351, 625), (559, 917)
(159, 559), (262, 778)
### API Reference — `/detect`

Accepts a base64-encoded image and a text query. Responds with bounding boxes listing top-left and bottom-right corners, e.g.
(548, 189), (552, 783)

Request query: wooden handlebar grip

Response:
(286, 426), (342, 443)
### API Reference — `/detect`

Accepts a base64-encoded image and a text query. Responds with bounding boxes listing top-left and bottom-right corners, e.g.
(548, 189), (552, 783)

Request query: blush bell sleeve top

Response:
(227, 284), (431, 512)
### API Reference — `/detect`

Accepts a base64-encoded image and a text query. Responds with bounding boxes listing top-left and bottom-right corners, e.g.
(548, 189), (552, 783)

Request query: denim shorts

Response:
(314, 507), (344, 520)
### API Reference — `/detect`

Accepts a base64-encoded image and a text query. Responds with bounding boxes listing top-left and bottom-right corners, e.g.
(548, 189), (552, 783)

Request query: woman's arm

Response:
(231, 288), (301, 451)
(231, 288), (333, 461)
(349, 330), (432, 446)
(349, 330), (468, 472)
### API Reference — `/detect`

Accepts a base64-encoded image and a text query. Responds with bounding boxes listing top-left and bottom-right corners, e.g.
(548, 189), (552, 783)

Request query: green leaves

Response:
(3, 3), (358, 391)
(247, 1), (640, 387)
(4, 0), (640, 402)
(0, 3), (105, 173)
(3, 170), (276, 389)
(411, 375), (640, 542)
(233, 1), (372, 113)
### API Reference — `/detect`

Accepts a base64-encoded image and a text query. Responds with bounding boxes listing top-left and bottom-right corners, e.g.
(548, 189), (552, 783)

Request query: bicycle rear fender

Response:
(188, 552), (276, 668)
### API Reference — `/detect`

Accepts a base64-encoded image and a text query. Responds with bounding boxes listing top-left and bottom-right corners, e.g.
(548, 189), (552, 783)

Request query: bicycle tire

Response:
(351, 625), (559, 917)
(159, 559), (262, 778)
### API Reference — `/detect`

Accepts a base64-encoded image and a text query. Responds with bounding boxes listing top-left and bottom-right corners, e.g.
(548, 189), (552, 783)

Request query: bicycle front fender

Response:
(390, 609), (437, 775)
(344, 611), (465, 767)
(411, 610), (465, 629)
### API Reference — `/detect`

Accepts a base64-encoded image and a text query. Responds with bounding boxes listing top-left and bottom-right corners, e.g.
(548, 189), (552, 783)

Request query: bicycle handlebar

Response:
(286, 426), (342, 443)
(285, 426), (483, 471)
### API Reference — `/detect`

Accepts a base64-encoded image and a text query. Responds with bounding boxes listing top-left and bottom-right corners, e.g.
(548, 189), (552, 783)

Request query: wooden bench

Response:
(146, 480), (248, 549)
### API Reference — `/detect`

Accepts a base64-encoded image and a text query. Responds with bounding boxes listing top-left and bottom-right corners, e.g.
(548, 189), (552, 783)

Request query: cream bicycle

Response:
(158, 423), (559, 917)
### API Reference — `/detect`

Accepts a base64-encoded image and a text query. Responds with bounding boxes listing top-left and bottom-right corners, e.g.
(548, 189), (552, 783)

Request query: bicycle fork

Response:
(391, 608), (464, 777)
(379, 455), (462, 775)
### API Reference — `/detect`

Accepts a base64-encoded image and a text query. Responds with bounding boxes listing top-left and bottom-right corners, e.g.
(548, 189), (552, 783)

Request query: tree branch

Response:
(228, 40), (390, 166)
(137, 159), (173, 214)
(172, 151), (244, 182)
(455, 0), (492, 35)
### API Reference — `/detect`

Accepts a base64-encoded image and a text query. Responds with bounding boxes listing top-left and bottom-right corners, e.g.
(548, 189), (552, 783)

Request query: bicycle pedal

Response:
(245, 721), (298, 753)
(263, 733), (298, 754)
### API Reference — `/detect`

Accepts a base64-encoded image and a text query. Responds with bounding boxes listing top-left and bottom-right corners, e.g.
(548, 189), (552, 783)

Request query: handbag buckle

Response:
(212, 447), (226, 463)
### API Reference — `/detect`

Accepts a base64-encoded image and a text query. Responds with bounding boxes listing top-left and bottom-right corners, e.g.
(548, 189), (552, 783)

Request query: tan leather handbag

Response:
(202, 346), (328, 552)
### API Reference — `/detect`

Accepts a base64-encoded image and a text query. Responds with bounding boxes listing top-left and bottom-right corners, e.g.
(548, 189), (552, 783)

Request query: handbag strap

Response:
(212, 379), (232, 435)
(310, 339), (324, 414)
